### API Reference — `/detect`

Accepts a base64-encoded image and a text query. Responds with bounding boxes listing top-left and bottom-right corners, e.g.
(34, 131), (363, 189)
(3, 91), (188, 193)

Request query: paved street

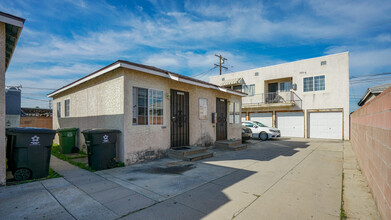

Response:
(0, 138), (354, 219)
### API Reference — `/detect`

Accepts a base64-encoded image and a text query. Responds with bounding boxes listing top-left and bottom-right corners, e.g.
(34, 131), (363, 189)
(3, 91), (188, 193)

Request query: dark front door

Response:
(216, 98), (227, 141)
(170, 89), (189, 148)
(267, 83), (278, 103)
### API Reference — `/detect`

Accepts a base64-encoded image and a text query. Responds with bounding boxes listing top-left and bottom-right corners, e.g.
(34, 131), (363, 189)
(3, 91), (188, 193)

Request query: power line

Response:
(21, 86), (57, 90)
(350, 72), (391, 79)
(350, 77), (391, 85)
(190, 66), (218, 78)
(21, 96), (50, 102)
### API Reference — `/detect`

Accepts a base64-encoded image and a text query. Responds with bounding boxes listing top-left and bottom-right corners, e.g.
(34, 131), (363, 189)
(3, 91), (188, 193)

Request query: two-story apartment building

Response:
(210, 52), (349, 140)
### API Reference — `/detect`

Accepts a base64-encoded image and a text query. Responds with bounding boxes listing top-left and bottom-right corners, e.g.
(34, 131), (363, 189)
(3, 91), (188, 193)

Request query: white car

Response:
(242, 121), (281, 141)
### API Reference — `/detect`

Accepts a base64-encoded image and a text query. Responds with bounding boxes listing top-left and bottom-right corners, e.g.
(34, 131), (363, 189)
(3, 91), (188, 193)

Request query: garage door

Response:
(241, 113), (247, 122)
(309, 112), (342, 139)
(249, 112), (273, 127)
(276, 112), (304, 137)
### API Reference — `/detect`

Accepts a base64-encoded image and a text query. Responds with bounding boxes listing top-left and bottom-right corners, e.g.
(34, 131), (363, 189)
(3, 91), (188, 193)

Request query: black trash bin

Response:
(81, 129), (121, 171)
(6, 127), (57, 181)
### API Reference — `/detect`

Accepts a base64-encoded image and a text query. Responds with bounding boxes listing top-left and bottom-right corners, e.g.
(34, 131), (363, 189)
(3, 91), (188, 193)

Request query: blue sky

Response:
(3, 0), (391, 112)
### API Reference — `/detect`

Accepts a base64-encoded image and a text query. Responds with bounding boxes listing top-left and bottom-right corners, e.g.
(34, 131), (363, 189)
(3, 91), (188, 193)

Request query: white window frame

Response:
(148, 88), (164, 125)
(132, 86), (164, 126)
(303, 75), (325, 92)
(64, 99), (70, 117)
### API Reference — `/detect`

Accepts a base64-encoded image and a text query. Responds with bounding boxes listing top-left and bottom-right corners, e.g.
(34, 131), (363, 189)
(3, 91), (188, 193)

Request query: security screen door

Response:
(170, 89), (189, 147)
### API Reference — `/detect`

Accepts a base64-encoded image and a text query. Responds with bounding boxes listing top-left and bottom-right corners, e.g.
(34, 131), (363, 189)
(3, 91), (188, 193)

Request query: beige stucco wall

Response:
(123, 68), (242, 164)
(0, 23), (6, 185)
(210, 52), (350, 140)
(52, 69), (126, 161)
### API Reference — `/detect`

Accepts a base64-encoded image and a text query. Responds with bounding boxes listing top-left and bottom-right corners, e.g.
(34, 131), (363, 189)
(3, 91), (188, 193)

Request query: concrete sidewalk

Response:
(0, 138), (380, 219)
(0, 156), (156, 220)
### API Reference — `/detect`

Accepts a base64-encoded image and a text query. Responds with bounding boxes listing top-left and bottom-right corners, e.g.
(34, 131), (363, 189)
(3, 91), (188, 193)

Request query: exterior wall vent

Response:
(222, 78), (225, 81)
(321, 61), (327, 66)
(255, 72), (259, 76)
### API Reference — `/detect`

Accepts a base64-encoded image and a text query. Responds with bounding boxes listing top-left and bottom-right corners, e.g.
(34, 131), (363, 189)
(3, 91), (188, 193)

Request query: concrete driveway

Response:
(0, 138), (344, 220)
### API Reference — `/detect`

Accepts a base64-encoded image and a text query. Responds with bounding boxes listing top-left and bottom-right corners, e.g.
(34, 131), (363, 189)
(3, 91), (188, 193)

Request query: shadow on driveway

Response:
(99, 139), (312, 219)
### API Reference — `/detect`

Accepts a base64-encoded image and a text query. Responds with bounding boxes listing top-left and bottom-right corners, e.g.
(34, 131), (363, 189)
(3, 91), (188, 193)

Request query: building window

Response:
(229, 102), (240, 124)
(133, 87), (148, 125)
(314, 75), (325, 91)
(321, 61), (327, 66)
(243, 84), (255, 96)
(303, 77), (314, 92)
(232, 85), (242, 92)
(255, 72), (259, 76)
(148, 89), (164, 125)
(222, 78), (225, 81)
(57, 102), (61, 118)
(64, 99), (70, 117)
(303, 75), (325, 92)
(133, 87), (163, 125)
(279, 82), (291, 92)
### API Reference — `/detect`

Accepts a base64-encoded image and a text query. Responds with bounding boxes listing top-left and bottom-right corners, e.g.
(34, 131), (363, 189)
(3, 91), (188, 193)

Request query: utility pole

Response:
(214, 54), (228, 75)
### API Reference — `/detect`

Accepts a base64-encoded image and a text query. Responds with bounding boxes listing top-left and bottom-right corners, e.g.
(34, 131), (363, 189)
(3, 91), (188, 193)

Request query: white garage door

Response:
(276, 112), (304, 137)
(249, 112), (273, 127)
(241, 113), (247, 122)
(309, 112), (342, 139)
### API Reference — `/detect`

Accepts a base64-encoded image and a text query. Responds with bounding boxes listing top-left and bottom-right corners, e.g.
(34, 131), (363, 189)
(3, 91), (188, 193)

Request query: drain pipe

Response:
(76, 128), (80, 150)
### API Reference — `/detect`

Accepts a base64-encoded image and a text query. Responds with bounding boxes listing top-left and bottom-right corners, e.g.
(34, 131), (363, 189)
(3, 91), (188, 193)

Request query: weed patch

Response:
(51, 143), (95, 172)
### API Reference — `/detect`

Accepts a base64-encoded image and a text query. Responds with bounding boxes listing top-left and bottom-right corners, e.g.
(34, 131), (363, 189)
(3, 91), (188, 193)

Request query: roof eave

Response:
(47, 61), (247, 98)
(0, 12), (25, 71)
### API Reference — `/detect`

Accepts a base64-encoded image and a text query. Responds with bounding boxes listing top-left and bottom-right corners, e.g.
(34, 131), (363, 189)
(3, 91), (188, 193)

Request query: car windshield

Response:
(253, 121), (266, 127)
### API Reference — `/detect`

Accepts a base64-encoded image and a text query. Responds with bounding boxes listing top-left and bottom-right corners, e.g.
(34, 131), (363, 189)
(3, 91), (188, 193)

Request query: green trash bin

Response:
(82, 129), (121, 171)
(6, 127), (56, 181)
(57, 128), (79, 154)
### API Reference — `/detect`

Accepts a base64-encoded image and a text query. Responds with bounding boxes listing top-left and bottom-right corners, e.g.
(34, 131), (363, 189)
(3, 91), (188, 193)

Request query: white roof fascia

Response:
(117, 62), (246, 96)
(0, 15), (24, 27)
(120, 62), (170, 79)
(47, 63), (121, 97)
(48, 61), (246, 98)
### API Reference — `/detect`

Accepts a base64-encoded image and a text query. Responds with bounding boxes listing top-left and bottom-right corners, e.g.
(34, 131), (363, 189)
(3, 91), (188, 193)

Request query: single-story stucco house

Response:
(48, 60), (246, 165)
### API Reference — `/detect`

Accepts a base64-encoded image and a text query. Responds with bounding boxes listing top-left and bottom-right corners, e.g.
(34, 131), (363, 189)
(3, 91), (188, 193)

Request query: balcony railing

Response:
(242, 91), (302, 108)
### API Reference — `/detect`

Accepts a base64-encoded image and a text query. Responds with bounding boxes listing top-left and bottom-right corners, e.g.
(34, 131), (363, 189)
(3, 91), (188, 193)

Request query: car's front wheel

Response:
(259, 132), (268, 141)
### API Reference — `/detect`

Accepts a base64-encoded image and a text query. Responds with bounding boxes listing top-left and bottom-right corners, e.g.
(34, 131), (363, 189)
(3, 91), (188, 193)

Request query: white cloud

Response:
(6, 63), (100, 80)
(325, 45), (391, 75)
(375, 34), (391, 43)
